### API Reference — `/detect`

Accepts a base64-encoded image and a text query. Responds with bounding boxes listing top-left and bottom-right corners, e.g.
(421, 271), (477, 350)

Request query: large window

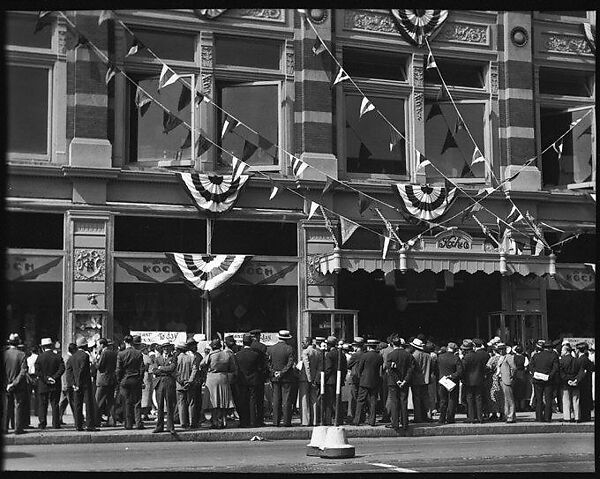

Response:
(537, 66), (595, 189)
(341, 48), (410, 178)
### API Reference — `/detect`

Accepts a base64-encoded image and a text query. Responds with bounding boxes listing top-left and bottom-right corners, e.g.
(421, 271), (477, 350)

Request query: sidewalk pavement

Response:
(4, 411), (594, 446)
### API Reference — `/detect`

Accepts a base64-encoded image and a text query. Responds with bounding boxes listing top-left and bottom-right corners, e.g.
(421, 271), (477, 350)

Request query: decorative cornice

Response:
(344, 10), (398, 35)
(436, 22), (489, 45)
(543, 33), (592, 55)
(61, 166), (121, 179)
(234, 9), (284, 23)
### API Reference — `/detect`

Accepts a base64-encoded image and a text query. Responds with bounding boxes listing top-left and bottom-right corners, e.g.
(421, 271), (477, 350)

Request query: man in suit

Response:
(68, 337), (98, 431)
(59, 343), (77, 425)
(347, 337), (365, 423)
(250, 329), (268, 427)
(174, 339), (194, 429)
(436, 342), (463, 424)
(353, 339), (383, 426)
(267, 330), (295, 427)
(410, 338), (433, 423)
(185, 338), (203, 429)
(529, 339), (559, 422)
(385, 336), (415, 431)
(34, 337), (65, 429)
(497, 343), (517, 423)
(235, 334), (262, 427)
(575, 342), (594, 422)
(298, 337), (320, 426)
(3, 333), (28, 434)
(116, 335), (145, 430)
(379, 336), (394, 423)
(461, 339), (488, 423)
(323, 336), (348, 426)
(152, 343), (177, 433)
(95, 338), (118, 427)
(559, 343), (584, 422)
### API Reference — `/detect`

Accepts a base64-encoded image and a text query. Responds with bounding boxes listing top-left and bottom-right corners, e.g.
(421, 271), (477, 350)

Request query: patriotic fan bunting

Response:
(390, 10), (449, 47)
(177, 172), (250, 215)
(165, 253), (250, 292)
(393, 184), (457, 221)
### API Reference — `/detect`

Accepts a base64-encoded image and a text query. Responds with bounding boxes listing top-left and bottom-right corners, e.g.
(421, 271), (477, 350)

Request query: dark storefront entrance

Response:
(337, 269), (502, 344)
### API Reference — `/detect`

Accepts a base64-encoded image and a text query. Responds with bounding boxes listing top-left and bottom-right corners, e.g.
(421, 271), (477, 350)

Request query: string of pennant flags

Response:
(41, 10), (594, 259)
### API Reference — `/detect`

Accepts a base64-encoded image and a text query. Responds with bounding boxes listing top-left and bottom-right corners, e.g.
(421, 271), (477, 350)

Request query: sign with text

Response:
(225, 331), (280, 346)
(547, 266), (595, 291)
(562, 337), (595, 351)
(434, 230), (472, 251)
(130, 330), (187, 345)
(5, 254), (63, 282)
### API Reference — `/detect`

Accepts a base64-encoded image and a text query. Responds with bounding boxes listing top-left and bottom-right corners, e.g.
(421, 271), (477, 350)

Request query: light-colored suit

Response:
(499, 354), (517, 421)
(299, 345), (320, 426)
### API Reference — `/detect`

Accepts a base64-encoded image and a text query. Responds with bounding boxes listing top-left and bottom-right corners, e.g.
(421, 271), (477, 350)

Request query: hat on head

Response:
(87, 340), (96, 349)
(366, 339), (379, 347)
(8, 333), (21, 346)
(210, 338), (221, 349)
(40, 338), (53, 347)
(473, 338), (484, 347)
(249, 329), (262, 335)
(551, 339), (562, 348)
(495, 342), (507, 350)
(542, 340), (553, 348)
(447, 342), (458, 351)
(76, 337), (87, 348)
(410, 338), (424, 350)
(352, 336), (365, 346)
(278, 329), (292, 340)
(243, 333), (254, 344)
(175, 339), (187, 350)
(460, 340), (473, 351)
(326, 335), (337, 345)
(487, 336), (501, 347)
(575, 341), (588, 350)
(132, 335), (142, 345)
(186, 337), (198, 348)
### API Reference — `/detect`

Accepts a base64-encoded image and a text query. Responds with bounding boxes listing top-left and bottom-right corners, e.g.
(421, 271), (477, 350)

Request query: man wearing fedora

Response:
(3, 333), (29, 434)
(152, 342), (177, 433)
(185, 338), (203, 429)
(353, 339), (383, 427)
(461, 339), (486, 423)
(348, 337), (365, 422)
(68, 337), (98, 431)
(95, 338), (118, 427)
(324, 335), (348, 426)
(529, 339), (559, 422)
(575, 342), (594, 422)
(436, 342), (463, 425)
(235, 333), (262, 427)
(249, 329), (268, 427)
(410, 338), (432, 423)
(116, 335), (145, 430)
(34, 337), (65, 429)
(386, 336), (415, 431)
(175, 339), (194, 429)
(267, 330), (295, 427)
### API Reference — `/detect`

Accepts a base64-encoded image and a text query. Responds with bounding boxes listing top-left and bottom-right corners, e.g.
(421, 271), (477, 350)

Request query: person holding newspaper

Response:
(436, 342), (463, 424)
(529, 339), (559, 422)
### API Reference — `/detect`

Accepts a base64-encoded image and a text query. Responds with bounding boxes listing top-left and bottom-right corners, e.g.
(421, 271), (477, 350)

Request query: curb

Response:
(4, 422), (594, 446)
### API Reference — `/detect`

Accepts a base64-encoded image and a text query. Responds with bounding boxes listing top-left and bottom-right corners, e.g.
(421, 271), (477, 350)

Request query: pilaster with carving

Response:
(489, 61), (499, 97)
(412, 60), (426, 183)
(201, 45), (213, 69)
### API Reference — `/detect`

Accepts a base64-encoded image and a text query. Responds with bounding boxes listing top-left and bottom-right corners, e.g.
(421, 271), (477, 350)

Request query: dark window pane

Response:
(541, 108), (594, 187)
(343, 48), (408, 81)
(540, 11), (588, 18)
(346, 95), (406, 175)
(6, 13), (52, 48)
(7, 65), (48, 154)
(219, 83), (278, 166)
(539, 68), (594, 97)
(129, 75), (191, 162)
(424, 101), (486, 179)
(212, 221), (297, 255)
(130, 30), (195, 62)
(425, 59), (486, 88)
(6, 212), (63, 249)
(215, 36), (281, 70)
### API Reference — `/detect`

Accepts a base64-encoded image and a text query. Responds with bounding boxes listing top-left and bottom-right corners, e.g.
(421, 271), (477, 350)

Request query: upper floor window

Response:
(129, 29), (196, 62)
(214, 36), (281, 70)
(538, 67), (594, 98)
(6, 14), (52, 49)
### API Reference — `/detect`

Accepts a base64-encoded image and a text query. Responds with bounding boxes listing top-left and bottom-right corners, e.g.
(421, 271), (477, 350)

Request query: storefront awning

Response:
(315, 230), (556, 277)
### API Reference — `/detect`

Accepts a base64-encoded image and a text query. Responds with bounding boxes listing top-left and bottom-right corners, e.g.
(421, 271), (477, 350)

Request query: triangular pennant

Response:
(476, 186), (495, 196)
(321, 176), (337, 196)
(473, 215), (499, 247)
(163, 110), (183, 134)
(382, 236), (391, 260)
(441, 129), (458, 154)
(291, 156), (308, 177)
(177, 84), (191, 111)
(358, 192), (371, 215)
(340, 217), (360, 245)
(552, 140), (563, 159)
(320, 206), (340, 248)
(425, 103), (442, 122)
(416, 152), (432, 171)
(158, 64), (179, 90)
(269, 184), (279, 201)
(460, 162), (475, 178)
(359, 97), (375, 118)
(135, 86), (152, 117)
(231, 156), (249, 181)
(426, 51), (437, 70)
(34, 11), (54, 34)
(242, 140), (259, 162)
(436, 86), (449, 102)
(359, 143), (372, 162)
(307, 201), (320, 221)
(126, 37), (145, 57)
(374, 207), (402, 245)
(180, 131), (192, 150)
(258, 135), (274, 151)
(333, 67), (350, 86)
(577, 125), (592, 139)
(105, 63), (117, 85)
(460, 202), (482, 223)
(533, 237), (545, 256)
(221, 115), (240, 139)
(98, 10), (116, 25)
(471, 147), (486, 166)
(312, 38), (326, 56)
(196, 132), (212, 157)
(570, 117), (583, 128)
(390, 127), (403, 152)
(506, 204), (524, 224)
(195, 91), (205, 107)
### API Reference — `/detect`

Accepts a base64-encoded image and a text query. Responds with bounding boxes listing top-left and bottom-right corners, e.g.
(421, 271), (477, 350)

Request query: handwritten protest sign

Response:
(130, 331), (186, 345)
(225, 332), (279, 346)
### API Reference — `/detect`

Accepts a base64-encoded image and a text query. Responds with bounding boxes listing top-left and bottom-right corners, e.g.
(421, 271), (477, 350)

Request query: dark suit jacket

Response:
(116, 347), (145, 384)
(437, 351), (463, 382)
(235, 347), (262, 386)
(96, 348), (118, 387)
(356, 350), (383, 389)
(250, 340), (268, 381)
(348, 350), (364, 385)
(267, 341), (295, 382)
(324, 347), (348, 386)
(69, 349), (92, 388)
(386, 348), (415, 386)
(3, 347), (28, 390)
(529, 349), (559, 384)
(559, 354), (585, 386)
(462, 349), (489, 386)
(35, 350), (65, 392)
(153, 354), (177, 389)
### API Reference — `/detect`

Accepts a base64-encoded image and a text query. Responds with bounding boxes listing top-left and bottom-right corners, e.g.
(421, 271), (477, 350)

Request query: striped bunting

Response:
(392, 183), (456, 221)
(231, 157), (249, 181)
(177, 172), (250, 215)
(390, 10), (449, 46)
(290, 155), (308, 177)
(165, 253), (250, 291)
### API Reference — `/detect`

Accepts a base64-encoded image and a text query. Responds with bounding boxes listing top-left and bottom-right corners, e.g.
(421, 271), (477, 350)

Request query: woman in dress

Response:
(200, 339), (236, 429)
(486, 344), (505, 421)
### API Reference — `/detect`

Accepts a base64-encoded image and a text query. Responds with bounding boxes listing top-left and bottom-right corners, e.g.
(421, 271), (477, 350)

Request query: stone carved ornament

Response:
(74, 249), (105, 281)
(545, 34), (592, 54)
(307, 254), (334, 286)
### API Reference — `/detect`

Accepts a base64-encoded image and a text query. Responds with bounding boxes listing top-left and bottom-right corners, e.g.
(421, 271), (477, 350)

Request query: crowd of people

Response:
(2, 329), (595, 435)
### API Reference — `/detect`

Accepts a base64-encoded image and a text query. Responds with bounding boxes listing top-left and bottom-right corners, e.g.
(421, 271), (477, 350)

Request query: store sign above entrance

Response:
(5, 253), (63, 282)
(115, 256), (297, 287)
(433, 230), (472, 251)
(547, 265), (595, 291)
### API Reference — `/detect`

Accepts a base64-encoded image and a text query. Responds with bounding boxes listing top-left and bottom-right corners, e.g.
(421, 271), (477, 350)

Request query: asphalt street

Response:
(3, 432), (594, 473)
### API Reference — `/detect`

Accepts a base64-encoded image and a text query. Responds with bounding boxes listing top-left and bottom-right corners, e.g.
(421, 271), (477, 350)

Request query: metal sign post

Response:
(205, 217), (213, 339)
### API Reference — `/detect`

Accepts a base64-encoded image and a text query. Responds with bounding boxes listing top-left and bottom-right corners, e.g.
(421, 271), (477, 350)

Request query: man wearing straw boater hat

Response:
(34, 337), (65, 429)
(267, 329), (295, 427)
(410, 337), (432, 423)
